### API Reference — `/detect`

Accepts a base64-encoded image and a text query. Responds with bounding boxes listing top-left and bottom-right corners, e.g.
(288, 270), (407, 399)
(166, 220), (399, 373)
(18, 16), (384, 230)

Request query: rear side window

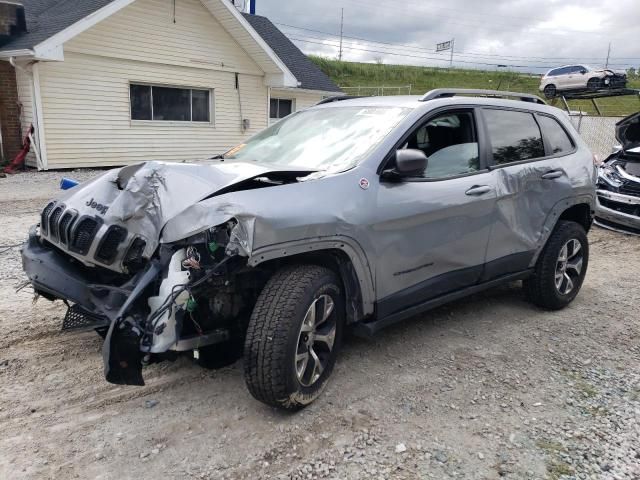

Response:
(483, 109), (545, 165)
(538, 115), (574, 155)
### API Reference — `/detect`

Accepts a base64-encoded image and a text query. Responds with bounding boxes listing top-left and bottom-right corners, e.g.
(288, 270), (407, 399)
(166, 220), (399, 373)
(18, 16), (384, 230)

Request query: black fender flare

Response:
(529, 194), (595, 267)
(248, 235), (375, 318)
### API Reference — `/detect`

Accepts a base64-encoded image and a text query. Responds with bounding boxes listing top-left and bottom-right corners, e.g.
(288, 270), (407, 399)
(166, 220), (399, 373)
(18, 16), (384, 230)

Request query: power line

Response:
(283, 30), (636, 68)
(288, 37), (556, 69)
(276, 22), (640, 62)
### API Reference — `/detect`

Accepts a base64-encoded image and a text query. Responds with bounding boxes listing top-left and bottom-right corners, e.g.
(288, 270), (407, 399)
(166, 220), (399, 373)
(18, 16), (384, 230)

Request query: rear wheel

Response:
(243, 265), (343, 410)
(587, 77), (602, 90)
(524, 221), (588, 310)
(543, 84), (557, 99)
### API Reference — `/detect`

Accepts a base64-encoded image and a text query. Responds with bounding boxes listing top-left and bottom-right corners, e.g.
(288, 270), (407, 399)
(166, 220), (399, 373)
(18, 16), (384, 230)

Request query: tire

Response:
(587, 77), (602, 91)
(524, 221), (589, 310)
(243, 264), (344, 410)
(543, 84), (556, 99)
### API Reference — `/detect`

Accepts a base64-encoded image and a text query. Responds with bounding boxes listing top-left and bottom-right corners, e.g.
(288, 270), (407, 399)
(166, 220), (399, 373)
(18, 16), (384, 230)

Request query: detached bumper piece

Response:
(62, 304), (109, 332)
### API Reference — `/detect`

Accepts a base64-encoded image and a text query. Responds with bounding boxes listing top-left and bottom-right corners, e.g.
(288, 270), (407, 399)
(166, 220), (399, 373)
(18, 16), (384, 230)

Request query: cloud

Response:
(250, 0), (640, 72)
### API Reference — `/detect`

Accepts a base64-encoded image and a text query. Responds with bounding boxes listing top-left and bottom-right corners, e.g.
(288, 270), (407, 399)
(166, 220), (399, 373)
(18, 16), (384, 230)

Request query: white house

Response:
(0, 0), (342, 170)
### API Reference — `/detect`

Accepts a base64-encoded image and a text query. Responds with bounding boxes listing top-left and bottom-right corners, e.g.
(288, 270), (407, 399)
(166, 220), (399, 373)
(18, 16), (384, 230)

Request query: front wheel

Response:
(243, 265), (344, 410)
(524, 221), (589, 310)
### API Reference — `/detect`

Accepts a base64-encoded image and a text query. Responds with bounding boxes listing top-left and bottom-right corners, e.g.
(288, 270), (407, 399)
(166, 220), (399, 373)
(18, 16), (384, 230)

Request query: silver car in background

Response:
(540, 65), (628, 98)
(21, 89), (597, 410)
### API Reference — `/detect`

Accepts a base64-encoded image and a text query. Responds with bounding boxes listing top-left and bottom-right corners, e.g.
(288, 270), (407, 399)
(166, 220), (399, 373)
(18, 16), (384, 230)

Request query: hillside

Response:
(310, 56), (640, 117)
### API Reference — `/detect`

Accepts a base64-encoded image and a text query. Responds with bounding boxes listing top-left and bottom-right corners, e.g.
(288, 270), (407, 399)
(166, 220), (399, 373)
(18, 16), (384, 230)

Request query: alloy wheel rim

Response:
(295, 294), (337, 387)
(555, 238), (584, 295)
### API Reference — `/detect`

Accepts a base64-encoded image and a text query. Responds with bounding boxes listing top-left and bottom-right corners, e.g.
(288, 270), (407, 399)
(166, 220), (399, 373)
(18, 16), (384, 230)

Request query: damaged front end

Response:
(595, 112), (640, 235)
(23, 219), (259, 385)
(20, 160), (290, 385)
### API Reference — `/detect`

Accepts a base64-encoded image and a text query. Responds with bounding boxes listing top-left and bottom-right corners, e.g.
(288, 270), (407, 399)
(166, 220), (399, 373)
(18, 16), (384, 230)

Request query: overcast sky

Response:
(242, 0), (639, 73)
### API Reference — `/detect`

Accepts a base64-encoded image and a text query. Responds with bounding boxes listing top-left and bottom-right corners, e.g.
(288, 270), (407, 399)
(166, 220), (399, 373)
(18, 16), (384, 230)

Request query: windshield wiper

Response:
(210, 153), (225, 160)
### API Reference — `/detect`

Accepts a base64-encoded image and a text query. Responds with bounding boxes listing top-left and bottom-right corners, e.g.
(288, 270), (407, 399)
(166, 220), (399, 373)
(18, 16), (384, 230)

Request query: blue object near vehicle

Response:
(60, 178), (79, 190)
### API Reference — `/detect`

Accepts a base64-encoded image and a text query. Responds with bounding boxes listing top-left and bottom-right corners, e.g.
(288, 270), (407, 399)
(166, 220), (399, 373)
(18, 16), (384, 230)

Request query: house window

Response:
(130, 84), (211, 122)
(270, 98), (293, 119)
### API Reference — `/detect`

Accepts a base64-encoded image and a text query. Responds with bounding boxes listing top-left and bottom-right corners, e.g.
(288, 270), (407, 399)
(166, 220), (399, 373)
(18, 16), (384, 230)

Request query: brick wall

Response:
(0, 60), (22, 163)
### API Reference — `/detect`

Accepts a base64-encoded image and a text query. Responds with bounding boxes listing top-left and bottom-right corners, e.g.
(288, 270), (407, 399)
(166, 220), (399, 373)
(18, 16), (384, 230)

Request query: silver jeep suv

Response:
(22, 89), (597, 410)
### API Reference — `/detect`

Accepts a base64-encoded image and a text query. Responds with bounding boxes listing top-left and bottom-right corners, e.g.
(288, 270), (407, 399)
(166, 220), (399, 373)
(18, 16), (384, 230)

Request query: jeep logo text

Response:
(85, 198), (109, 215)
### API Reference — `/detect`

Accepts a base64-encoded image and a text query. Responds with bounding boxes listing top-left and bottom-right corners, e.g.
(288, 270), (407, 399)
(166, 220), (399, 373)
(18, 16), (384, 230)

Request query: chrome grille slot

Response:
(40, 202), (55, 236)
(95, 225), (127, 264)
(49, 206), (64, 241)
(123, 237), (147, 273)
(58, 211), (76, 246)
(71, 217), (100, 255)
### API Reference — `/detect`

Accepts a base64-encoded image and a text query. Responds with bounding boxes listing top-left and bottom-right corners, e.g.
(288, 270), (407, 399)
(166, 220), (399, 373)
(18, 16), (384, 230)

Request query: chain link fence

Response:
(340, 85), (413, 96)
(569, 115), (623, 160)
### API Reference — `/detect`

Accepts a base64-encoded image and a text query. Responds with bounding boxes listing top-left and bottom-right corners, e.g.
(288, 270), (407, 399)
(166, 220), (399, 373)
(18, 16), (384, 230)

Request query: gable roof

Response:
(0, 0), (118, 52)
(0, 0), (341, 93)
(242, 13), (341, 93)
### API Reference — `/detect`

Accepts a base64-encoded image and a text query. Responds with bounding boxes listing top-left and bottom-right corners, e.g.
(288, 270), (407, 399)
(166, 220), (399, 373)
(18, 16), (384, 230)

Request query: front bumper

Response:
(595, 190), (640, 235)
(21, 227), (129, 318)
(22, 227), (160, 385)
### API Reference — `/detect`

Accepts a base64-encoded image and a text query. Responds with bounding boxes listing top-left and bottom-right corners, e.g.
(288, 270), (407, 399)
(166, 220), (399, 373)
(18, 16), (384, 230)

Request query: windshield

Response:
(224, 106), (411, 172)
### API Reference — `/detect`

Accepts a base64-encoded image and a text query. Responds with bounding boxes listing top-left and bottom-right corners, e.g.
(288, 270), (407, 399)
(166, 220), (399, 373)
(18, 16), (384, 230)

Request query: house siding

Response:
(271, 88), (325, 112)
(36, 0), (268, 169)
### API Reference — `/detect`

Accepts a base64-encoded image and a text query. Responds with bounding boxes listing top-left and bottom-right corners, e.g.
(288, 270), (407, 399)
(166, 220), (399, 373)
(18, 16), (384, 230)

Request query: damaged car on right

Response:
(596, 112), (640, 234)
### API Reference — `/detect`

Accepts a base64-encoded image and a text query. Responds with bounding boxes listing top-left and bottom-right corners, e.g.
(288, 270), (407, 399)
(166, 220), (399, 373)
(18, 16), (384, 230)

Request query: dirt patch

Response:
(1, 171), (639, 479)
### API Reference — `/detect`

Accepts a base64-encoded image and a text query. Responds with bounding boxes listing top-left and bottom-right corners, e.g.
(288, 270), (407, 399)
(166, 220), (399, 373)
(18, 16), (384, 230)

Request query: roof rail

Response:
(420, 88), (546, 105)
(316, 95), (360, 105)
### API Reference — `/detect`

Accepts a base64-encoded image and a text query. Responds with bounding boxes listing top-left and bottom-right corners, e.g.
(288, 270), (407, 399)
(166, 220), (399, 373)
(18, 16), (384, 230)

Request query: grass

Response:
(536, 440), (567, 454)
(536, 440), (573, 479)
(310, 56), (640, 117)
(547, 461), (574, 479)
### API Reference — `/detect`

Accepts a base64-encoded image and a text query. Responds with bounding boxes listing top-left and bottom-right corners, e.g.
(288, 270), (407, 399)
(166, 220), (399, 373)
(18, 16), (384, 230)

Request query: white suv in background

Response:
(540, 65), (627, 98)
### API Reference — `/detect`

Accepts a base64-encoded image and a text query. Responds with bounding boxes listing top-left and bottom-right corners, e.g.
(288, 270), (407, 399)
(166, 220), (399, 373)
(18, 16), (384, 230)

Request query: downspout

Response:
(9, 56), (46, 170)
(235, 72), (246, 134)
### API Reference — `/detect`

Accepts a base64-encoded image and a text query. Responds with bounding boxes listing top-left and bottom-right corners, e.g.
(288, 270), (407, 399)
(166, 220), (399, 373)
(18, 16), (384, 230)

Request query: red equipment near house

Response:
(3, 124), (34, 174)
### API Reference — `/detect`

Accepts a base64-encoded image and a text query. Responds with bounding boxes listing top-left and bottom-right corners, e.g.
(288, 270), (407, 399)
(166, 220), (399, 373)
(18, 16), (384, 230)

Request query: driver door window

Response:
(404, 110), (480, 179)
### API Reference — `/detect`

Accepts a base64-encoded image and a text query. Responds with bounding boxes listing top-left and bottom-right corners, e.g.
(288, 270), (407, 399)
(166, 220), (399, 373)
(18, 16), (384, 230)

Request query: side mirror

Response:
(580, 69), (587, 74)
(394, 149), (428, 176)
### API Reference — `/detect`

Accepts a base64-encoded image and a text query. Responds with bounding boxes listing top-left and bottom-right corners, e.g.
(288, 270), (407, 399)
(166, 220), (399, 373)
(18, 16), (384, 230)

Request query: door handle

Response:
(465, 185), (492, 196)
(541, 170), (563, 180)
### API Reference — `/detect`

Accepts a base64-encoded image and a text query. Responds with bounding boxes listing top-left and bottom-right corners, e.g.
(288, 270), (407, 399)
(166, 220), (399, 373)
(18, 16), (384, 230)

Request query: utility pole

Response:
(605, 42), (611, 68)
(449, 38), (455, 68)
(339, 8), (344, 61)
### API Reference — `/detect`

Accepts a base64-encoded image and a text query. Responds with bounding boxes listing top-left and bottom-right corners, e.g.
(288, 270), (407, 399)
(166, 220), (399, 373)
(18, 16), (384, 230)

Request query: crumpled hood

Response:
(616, 112), (640, 154)
(52, 160), (313, 265)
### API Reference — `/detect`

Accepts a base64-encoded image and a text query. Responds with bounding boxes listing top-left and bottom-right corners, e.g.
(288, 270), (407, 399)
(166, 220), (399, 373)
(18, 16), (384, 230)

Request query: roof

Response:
(0, 0), (116, 51)
(0, 1), (342, 94)
(242, 13), (341, 93)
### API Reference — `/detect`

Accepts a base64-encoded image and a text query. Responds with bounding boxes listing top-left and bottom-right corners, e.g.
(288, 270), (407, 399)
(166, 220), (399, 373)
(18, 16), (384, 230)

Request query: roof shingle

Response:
(242, 13), (341, 93)
(0, 0), (117, 51)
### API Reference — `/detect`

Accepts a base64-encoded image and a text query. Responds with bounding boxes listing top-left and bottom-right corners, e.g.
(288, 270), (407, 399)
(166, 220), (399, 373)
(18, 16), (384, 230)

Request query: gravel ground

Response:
(0, 170), (639, 480)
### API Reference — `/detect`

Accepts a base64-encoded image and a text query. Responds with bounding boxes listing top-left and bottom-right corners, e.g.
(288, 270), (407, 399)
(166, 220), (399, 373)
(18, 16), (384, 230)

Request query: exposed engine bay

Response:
(21, 160), (312, 385)
(595, 112), (640, 235)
